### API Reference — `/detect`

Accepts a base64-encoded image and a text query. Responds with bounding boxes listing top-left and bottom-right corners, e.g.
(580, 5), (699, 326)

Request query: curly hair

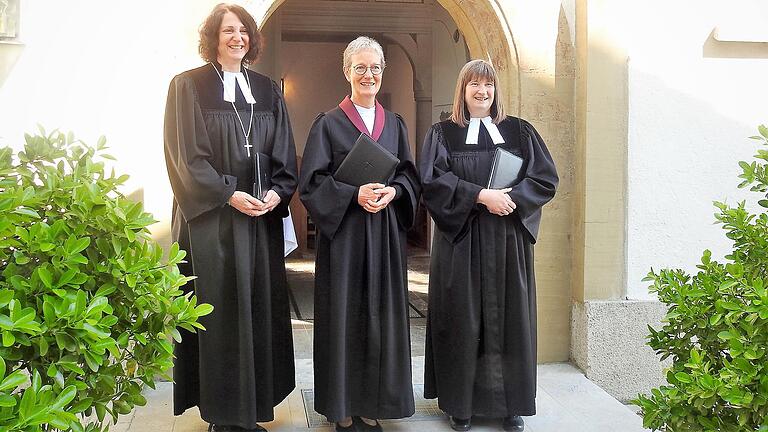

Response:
(198, 3), (262, 65)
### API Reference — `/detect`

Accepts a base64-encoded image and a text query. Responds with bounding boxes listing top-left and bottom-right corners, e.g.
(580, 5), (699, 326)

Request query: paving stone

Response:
(121, 360), (649, 432)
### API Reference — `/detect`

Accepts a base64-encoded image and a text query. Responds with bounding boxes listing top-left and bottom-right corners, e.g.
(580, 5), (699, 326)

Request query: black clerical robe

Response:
(299, 104), (420, 422)
(419, 117), (558, 418)
(164, 63), (297, 428)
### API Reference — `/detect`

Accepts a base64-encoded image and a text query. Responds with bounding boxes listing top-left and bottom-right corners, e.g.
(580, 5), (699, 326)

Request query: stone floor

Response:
(108, 253), (650, 431)
(110, 358), (649, 432)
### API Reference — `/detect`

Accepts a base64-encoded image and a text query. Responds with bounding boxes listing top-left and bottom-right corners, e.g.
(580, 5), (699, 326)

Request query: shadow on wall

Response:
(703, 29), (768, 59)
(0, 43), (24, 90)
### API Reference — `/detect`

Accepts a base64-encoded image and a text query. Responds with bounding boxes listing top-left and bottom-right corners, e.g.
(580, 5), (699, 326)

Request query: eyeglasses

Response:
(352, 64), (384, 75)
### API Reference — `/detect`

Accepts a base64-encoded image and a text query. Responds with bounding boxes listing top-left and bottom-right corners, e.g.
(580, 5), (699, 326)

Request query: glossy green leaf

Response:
(50, 385), (77, 410)
(0, 394), (16, 407)
(0, 130), (212, 430)
(38, 267), (54, 289)
(0, 370), (28, 391)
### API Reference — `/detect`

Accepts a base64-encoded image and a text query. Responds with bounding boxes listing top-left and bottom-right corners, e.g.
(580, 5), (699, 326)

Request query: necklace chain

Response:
(211, 63), (255, 157)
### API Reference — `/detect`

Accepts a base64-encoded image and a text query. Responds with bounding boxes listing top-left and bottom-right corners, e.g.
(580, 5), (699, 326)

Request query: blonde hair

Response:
(342, 36), (386, 78)
(450, 59), (506, 127)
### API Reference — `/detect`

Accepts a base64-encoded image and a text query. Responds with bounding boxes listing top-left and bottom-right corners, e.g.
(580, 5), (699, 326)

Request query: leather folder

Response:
(334, 133), (400, 187)
(253, 152), (272, 202)
(486, 147), (524, 189)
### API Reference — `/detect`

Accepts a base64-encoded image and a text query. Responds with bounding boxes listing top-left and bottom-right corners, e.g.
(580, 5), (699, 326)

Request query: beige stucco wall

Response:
(483, 0), (576, 362)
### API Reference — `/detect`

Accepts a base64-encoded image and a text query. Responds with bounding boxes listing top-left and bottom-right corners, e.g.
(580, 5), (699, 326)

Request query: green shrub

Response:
(0, 129), (212, 431)
(633, 125), (768, 432)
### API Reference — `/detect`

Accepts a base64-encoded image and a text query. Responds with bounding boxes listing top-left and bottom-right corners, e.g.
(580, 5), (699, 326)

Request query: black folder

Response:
(334, 133), (400, 187)
(252, 152), (272, 202)
(486, 147), (524, 189)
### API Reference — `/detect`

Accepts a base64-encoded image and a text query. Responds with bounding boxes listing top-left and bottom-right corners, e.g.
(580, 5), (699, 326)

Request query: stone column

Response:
(414, 91), (432, 159)
(569, 0), (667, 402)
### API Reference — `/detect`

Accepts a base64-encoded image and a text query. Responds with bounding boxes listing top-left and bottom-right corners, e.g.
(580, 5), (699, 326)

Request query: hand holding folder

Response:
(334, 133), (400, 187)
(487, 147), (524, 189)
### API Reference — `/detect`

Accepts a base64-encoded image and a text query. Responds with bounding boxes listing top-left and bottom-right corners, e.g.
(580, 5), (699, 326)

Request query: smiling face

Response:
(464, 77), (495, 118)
(345, 49), (383, 106)
(216, 11), (249, 66)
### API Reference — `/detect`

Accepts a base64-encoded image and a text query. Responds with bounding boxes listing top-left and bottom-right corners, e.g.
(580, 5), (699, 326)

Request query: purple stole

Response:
(338, 95), (385, 141)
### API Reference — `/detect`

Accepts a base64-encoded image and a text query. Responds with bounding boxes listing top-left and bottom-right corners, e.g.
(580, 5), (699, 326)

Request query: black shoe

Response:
(502, 415), (524, 431)
(353, 416), (383, 432)
(209, 424), (267, 432)
(336, 420), (357, 432)
(449, 416), (471, 432)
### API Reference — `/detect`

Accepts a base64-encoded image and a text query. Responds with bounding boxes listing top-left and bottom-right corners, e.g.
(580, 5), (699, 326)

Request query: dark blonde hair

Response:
(450, 59), (506, 127)
(198, 3), (262, 65)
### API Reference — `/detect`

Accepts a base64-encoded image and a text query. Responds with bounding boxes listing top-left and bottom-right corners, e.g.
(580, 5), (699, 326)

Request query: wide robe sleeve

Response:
(389, 114), (421, 231)
(164, 74), (237, 222)
(268, 80), (298, 218)
(418, 123), (484, 243)
(506, 120), (559, 243)
(298, 114), (360, 240)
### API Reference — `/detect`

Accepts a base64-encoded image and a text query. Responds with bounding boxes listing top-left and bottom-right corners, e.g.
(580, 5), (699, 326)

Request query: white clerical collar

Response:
(222, 70), (256, 104)
(466, 116), (505, 145)
(353, 103), (376, 134)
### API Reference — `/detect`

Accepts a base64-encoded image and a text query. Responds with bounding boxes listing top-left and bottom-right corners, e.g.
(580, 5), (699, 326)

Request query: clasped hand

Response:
(228, 190), (281, 217)
(358, 182), (396, 214)
(477, 187), (516, 216)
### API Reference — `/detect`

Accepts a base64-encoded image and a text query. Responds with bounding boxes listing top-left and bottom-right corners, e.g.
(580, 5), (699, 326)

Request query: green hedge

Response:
(0, 129), (211, 431)
(634, 125), (768, 432)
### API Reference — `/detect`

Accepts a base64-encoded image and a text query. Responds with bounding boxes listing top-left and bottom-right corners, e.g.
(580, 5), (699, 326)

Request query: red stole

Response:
(338, 95), (385, 141)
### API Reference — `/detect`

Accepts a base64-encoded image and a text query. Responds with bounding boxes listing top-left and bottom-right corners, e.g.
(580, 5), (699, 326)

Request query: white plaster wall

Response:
(0, 1), (224, 241)
(625, 1), (768, 299)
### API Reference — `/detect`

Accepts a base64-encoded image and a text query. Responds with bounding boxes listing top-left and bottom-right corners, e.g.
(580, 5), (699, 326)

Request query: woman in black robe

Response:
(299, 36), (420, 431)
(163, 4), (297, 431)
(419, 60), (558, 432)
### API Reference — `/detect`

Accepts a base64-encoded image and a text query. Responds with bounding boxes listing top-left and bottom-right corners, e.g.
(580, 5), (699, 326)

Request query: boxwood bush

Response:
(0, 129), (211, 431)
(634, 125), (768, 431)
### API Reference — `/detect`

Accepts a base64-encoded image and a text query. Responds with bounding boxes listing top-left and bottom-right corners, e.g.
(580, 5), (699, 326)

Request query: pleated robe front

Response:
(299, 106), (420, 422)
(164, 63), (297, 428)
(419, 117), (558, 419)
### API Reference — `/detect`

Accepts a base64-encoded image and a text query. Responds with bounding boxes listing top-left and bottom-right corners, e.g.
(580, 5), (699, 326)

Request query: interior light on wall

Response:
(280, 77), (285, 95)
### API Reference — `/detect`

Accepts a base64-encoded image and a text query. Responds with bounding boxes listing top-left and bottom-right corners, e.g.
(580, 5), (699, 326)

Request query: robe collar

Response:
(466, 116), (505, 145)
(338, 95), (385, 141)
(212, 61), (256, 104)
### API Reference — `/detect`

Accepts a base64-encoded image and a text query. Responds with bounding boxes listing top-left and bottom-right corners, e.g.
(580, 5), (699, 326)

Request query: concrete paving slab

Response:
(111, 359), (648, 432)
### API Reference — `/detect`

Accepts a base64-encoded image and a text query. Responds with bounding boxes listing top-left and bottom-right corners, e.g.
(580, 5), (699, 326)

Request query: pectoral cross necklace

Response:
(211, 63), (255, 157)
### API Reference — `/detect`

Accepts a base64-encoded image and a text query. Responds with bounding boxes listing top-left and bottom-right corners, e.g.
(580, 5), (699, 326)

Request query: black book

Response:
(487, 147), (524, 189)
(252, 151), (272, 202)
(334, 133), (400, 187)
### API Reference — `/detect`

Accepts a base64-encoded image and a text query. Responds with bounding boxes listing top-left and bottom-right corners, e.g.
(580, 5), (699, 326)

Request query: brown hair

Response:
(450, 59), (506, 127)
(198, 3), (262, 65)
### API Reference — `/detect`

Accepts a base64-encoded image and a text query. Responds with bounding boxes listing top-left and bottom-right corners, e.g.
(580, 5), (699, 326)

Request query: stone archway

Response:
(249, 0), (520, 113)
(244, 0), (574, 364)
(432, 0), (520, 113)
